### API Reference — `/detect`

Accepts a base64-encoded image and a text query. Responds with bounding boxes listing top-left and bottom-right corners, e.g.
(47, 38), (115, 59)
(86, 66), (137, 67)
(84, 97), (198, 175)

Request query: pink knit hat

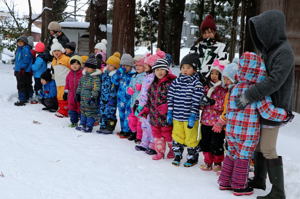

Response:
(144, 50), (166, 67)
(206, 59), (228, 77)
(134, 55), (145, 67)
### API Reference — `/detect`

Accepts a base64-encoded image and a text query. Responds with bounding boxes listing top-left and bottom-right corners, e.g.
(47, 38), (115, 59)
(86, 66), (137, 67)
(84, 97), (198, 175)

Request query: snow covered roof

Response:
(31, 24), (41, 34)
(59, 22), (112, 33)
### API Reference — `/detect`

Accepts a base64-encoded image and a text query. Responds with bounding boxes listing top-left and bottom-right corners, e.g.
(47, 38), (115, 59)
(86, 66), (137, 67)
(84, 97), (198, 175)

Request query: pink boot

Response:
(152, 138), (166, 160)
(166, 142), (175, 159)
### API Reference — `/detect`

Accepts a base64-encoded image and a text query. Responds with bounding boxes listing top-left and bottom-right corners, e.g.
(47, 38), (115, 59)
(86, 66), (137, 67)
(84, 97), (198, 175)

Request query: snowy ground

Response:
(1, 63), (300, 199)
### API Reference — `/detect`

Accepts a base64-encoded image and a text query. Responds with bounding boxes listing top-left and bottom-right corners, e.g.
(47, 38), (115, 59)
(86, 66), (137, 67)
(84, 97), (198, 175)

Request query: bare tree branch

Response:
(1, 0), (21, 29)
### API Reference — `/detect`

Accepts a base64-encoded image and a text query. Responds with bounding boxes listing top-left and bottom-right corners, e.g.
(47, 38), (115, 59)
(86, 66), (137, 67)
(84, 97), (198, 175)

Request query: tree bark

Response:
(239, 0), (246, 56)
(89, 0), (107, 53)
(229, 0), (240, 61)
(157, 0), (166, 51)
(41, 0), (53, 45)
(111, 0), (135, 55)
(210, 0), (215, 16)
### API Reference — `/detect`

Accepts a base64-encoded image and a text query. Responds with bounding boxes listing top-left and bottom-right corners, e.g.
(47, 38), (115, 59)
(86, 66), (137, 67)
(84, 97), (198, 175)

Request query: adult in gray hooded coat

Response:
(235, 10), (294, 199)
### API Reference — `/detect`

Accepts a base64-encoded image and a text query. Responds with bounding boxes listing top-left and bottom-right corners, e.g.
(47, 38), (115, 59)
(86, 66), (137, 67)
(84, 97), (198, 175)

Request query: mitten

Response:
(127, 87), (134, 95)
(135, 105), (143, 117)
(187, 113), (197, 129)
(63, 91), (68, 101)
(212, 117), (226, 133)
(136, 84), (142, 91)
(75, 94), (81, 102)
(235, 94), (249, 109)
(167, 110), (173, 125)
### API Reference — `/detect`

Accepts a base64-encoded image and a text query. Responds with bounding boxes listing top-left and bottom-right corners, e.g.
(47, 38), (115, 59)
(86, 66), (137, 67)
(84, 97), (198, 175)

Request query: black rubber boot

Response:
(257, 156), (286, 199)
(249, 152), (267, 190)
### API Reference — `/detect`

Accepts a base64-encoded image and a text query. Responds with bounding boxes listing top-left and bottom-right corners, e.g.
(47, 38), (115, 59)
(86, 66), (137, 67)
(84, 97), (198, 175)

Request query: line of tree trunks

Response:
(229, 0), (241, 61)
(111, 0), (135, 56)
(157, 0), (167, 51)
(41, 0), (53, 45)
(89, 0), (107, 53)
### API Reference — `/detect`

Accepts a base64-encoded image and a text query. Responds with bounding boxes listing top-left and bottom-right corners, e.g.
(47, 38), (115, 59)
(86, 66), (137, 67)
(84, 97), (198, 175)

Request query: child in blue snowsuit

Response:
(39, 69), (58, 112)
(112, 53), (135, 138)
(14, 36), (33, 106)
(97, 52), (120, 134)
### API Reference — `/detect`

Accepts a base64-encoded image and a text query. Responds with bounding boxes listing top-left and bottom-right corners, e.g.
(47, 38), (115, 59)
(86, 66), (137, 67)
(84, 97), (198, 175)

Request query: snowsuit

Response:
(39, 80), (58, 110)
(127, 72), (146, 140)
(218, 52), (288, 190)
(65, 69), (83, 125)
(31, 53), (47, 96)
(200, 82), (227, 166)
(77, 69), (101, 129)
(99, 69), (118, 131)
(168, 73), (205, 162)
(112, 67), (134, 133)
(14, 44), (33, 102)
(51, 54), (70, 116)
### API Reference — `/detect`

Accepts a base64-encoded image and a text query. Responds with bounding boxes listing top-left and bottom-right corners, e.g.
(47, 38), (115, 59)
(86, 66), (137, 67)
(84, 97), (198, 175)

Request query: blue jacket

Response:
(14, 45), (33, 72)
(31, 54), (47, 78)
(39, 80), (57, 99)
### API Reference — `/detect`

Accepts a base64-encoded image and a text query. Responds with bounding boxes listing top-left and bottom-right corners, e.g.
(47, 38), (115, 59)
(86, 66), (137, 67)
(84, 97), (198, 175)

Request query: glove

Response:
(212, 118), (226, 133)
(127, 87), (134, 95)
(63, 91), (68, 101)
(207, 98), (215, 106)
(136, 84), (142, 91)
(167, 110), (173, 126)
(88, 97), (96, 105)
(75, 94), (81, 102)
(135, 105), (143, 117)
(235, 94), (249, 109)
(187, 113), (197, 129)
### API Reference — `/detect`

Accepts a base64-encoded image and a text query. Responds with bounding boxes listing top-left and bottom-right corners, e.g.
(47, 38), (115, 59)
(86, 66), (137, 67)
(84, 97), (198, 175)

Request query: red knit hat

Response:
(200, 14), (217, 32)
(34, 42), (45, 53)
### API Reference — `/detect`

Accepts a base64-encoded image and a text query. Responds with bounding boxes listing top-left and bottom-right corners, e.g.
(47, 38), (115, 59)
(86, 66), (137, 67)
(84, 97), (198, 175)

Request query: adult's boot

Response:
(249, 152), (267, 190)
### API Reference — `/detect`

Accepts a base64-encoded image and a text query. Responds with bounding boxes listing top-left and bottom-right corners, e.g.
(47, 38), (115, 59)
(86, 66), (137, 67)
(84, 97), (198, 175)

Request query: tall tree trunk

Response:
(210, 0), (215, 16)
(166, 0), (186, 65)
(239, 0), (246, 56)
(229, 0), (240, 61)
(111, 0), (135, 55)
(89, 0), (107, 53)
(157, 0), (166, 51)
(41, 0), (53, 45)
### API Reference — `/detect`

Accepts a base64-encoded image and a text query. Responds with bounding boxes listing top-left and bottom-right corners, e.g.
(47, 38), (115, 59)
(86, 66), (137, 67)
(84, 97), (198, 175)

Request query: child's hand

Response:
(127, 87), (134, 95)
(167, 110), (173, 126)
(187, 113), (197, 129)
(235, 94), (249, 109)
(212, 118), (226, 133)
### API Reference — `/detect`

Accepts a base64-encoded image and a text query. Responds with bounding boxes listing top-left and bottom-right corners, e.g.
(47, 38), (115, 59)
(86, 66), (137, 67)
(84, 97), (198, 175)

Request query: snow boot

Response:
(231, 159), (252, 196)
(172, 155), (182, 166)
(14, 101), (27, 106)
(233, 186), (254, 196)
(119, 132), (130, 139)
(248, 152), (267, 190)
(166, 142), (175, 159)
(184, 147), (199, 167)
(152, 138), (166, 160)
(101, 129), (113, 134)
(172, 141), (184, 166)
(135, 145), (147, 151)
(69, 123), (78, 128)
(83, 126), (93, 133)
(257, 157), (285, 199)
(218, 156), (235, 189)
(76, 124), (86, 131)
(145, 148), (157, 155)
(128, 132), (136, 141)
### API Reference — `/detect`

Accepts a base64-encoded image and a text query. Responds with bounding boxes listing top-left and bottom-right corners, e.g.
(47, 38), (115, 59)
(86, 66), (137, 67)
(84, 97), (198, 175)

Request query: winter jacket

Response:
(201, 82), (227, 126)
(245, 10), (295, 126)
(143, 74), (177, 127)
(14, 45), (33, 72)
(51, 54), (71, 100)
(137, 73), (155, 107)
(77, 69), (101, 118)
(39, 80), (57, 99)
(168, 73), (205, 121)
(128, 72), (146, 108)
(47, 33), (70, 51)
(226, 52), (288, 159)
(190, 38), (227, 74)
(65, 69), (83, 112)
(31, 53), (47, 78)
(99, 69), (118, 120)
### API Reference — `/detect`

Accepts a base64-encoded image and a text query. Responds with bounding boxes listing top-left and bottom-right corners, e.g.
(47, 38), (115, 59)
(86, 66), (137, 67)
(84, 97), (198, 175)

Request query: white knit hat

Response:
(94, 42), (106, 53)
(50, 38), (65, 55)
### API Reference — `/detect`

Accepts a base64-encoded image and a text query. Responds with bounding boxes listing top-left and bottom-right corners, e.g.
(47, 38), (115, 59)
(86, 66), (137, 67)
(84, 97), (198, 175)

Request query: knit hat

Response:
(34, 42), (45, 53)
(27, 36), (34, 48)
(134, 55), (145, 66)
(48, 21), (61, 32)
(180, 53), (200, 70)
(84, 57), (98, 69)
(120, 53), (134, 67)
(206, 59), (228, 77)
(17, 36), (28, 44)
(94, 42), (107, 53)
(41, 69), (52, 82)
(50, 39), (65, 55)
(152, 58), (170, 71)
(65, 41), (76, 51)
(106, 52), (121, 69)
(223, 58), (239, 83)
(144, 50), (166, 67)
(70, 55), (83, 66)
(200, 14), (217, 32)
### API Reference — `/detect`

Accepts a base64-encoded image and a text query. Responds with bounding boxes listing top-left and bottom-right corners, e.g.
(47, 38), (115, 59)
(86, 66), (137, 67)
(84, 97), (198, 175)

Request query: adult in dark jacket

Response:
(235, 10), (294, 199)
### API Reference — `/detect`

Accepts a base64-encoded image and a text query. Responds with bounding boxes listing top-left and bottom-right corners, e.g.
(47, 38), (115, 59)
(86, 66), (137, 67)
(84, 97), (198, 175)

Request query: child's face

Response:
(41, 79), (47, 85)
(144, 64), (151, 72)
(202, 28), (215, 39)
(94, 48), (100, 54)
(155, 68), (167, 79)
(107, 64), (115, 72)
(223, 76), (234, 87)
(181, 64), (195, 76)
(71, 62), (81, 71)
(124, 65), (132, 72)
(210, 69), (220, 83)
(85, 67), (95, 73)
(135, 65), (145, 73)
(65, 48), (73, 55)
(53, 50), (62, 58)
(17, 41), (25, 47)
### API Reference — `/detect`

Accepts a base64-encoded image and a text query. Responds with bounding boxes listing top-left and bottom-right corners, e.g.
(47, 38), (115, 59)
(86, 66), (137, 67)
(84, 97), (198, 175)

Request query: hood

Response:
(179, 73), (199, 83)
(249, 10), (287, 53)
(237, 52), (267, 84)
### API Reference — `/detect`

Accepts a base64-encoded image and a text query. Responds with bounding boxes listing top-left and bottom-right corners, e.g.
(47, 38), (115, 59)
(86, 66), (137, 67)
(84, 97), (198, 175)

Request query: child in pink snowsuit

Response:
(134, 50), (166, 155)
(139, 59), (177, 160)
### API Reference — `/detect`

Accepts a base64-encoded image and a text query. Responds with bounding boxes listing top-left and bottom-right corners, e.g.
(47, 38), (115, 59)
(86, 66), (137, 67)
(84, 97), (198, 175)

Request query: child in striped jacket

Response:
(167, 53), (206, 167)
